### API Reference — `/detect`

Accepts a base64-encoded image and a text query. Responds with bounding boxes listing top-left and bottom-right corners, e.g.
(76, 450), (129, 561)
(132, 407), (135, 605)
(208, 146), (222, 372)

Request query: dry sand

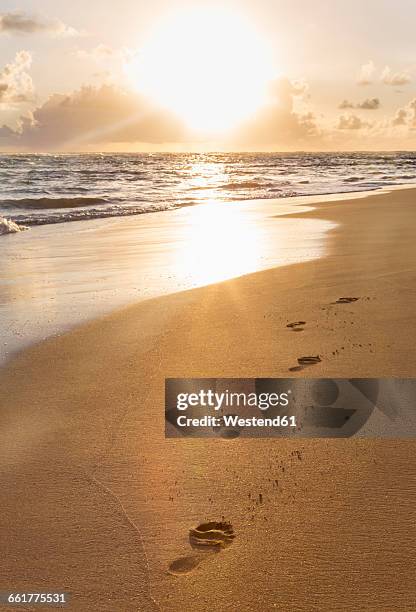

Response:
(1, 187), (416, 611)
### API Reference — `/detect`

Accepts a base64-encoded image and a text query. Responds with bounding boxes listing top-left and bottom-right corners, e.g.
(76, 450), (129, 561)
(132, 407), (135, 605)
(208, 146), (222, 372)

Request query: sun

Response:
(126, 7), (274, 134)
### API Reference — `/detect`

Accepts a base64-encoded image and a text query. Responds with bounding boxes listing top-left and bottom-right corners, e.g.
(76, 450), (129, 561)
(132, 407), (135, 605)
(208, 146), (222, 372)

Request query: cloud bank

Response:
(0, 85), (187, 148)
(1, 76), (415, 150)
(0, 78), (321, 150)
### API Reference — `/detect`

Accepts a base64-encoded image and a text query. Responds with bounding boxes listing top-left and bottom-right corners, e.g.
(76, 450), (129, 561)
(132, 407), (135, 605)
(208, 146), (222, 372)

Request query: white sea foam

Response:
(0, 216), (27, 235)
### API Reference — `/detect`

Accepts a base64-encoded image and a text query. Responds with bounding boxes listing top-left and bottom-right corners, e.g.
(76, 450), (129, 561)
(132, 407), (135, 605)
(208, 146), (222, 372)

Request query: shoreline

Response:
(1, 183), (414, 367)
(0, 189), (335, 365)
(2, 181), (415, 227)
(1, 186), (416, 610)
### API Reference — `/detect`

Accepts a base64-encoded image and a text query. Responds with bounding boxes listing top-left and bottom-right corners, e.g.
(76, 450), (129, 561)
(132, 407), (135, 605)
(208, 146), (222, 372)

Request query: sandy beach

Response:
(1, 187), (416, 611)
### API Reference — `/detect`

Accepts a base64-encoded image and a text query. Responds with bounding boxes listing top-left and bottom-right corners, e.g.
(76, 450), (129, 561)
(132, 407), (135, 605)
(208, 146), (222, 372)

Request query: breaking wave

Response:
(0, 216), (27, 235)
(8, 202), (174, 226)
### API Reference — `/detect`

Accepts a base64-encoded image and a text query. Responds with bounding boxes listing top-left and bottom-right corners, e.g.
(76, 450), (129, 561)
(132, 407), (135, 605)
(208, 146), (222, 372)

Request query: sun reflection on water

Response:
(175, 202), (266, 286)
(181, 159), (229, 201)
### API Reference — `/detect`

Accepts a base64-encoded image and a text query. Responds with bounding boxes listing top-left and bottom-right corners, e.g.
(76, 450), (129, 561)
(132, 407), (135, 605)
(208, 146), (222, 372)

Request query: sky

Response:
(1, 0), (416, 151)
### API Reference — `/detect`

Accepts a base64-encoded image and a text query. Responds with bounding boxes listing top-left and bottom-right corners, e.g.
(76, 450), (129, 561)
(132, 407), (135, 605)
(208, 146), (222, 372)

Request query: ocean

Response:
(1, 152), (416, 228)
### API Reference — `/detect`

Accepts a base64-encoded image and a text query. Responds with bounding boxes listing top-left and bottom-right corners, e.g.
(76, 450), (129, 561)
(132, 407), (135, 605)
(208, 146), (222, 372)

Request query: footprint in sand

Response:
(297, 355), (322, 366)
(189, 521), (235, 549)
(286, 321), (306, 332)
(289, 355), (321, 372)
(168, 555), (203, 576)
(168, 522), (235, 576)
(335, 297), (359, 304)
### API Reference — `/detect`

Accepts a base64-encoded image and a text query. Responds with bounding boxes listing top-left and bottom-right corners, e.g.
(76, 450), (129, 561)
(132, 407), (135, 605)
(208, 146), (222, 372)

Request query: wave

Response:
(218, 181), (273, 190)
(189, 180), (272, 191)
(0, 216), (27, 235)
(1, 196), (109, 210)
(8, 202), (174, 226)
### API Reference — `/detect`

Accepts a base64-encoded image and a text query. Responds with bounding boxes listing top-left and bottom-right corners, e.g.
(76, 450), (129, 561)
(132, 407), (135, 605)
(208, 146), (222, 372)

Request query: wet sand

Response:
(1, 187), (416, 611)
(0, 197), (332, 365)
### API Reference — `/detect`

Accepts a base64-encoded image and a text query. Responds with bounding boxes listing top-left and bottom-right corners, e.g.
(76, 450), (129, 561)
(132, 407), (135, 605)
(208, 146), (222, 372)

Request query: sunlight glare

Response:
(126, 7), (274, 133)
(175, 203), (265, 286)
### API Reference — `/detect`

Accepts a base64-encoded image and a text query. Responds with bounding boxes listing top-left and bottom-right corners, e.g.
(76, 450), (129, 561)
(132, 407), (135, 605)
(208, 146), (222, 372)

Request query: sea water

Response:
(1, 151), (415, 228)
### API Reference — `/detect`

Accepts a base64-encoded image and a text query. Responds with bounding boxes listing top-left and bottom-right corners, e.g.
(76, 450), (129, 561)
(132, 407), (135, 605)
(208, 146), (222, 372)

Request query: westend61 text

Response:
(177, 415), (297, 428)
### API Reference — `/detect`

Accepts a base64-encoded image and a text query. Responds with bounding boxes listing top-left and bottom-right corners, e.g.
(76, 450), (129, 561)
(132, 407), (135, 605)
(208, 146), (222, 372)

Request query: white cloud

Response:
(392, 108), (408, 126)
(357, 60), (375, 85)
(391, 99), (416, 127)
(337, 115), (369, 130)
(0, 51), (34, 105)
(381, 66), (411, 86)
(75, 44), (131, 63)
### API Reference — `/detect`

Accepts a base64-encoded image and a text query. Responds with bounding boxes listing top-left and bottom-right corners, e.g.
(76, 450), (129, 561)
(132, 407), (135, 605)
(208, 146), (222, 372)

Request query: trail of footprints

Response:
(287, 296), (374, 371)
(167, 298), (374, 575)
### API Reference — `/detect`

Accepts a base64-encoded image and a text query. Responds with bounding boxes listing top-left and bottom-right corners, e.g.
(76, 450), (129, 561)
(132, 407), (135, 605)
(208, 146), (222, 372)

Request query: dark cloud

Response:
(339, 100), (354, 110)
(357, 98), (380, 110)
(0, 12), (78, 36)
(339, 98), (380, 110)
